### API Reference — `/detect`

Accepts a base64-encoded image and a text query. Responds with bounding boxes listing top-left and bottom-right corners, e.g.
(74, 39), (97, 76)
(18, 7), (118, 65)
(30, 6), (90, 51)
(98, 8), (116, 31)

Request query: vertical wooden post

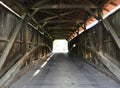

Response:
(98, 9), (103, 55)
(98, 24), (103, 54)
(31, 31), (36, 47)
(36, 27), (39, 60)
(39, 47), (42, 58)
(42, 47), (44, 59)
(23, 24), (28, 53)
(30, 31), (36, 63)
(84, 23), (87, 58)
(20, 29), (23, 53)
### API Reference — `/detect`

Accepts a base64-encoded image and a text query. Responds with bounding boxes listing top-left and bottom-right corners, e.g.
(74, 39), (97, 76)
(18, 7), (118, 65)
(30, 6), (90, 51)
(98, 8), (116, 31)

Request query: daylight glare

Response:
(53, 39), (68, 53)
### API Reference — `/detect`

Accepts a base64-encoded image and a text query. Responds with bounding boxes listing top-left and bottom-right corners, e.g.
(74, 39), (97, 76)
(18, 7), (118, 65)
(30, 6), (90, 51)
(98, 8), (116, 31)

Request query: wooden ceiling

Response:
(1, 0), (120, 40)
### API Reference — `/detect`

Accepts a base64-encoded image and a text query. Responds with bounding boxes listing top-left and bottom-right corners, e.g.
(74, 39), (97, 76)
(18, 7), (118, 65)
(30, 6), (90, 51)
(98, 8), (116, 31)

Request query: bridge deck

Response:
(11, 53), (120, 88)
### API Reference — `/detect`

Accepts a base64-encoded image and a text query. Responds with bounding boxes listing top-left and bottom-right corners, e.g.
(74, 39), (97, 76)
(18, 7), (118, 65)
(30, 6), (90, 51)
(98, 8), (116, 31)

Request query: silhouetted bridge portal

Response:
(0, 0), (120, 88)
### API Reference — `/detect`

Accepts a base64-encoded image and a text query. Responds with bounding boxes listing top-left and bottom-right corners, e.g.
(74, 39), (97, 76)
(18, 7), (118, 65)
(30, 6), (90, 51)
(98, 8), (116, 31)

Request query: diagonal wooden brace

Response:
(81, 44), (120, 81)
(0, 13), (28, 71)
(0, 43), (51, 88)
(102, 19), (120, 49)
(97, 9), (120, 49)
(0, 45), (39, 88)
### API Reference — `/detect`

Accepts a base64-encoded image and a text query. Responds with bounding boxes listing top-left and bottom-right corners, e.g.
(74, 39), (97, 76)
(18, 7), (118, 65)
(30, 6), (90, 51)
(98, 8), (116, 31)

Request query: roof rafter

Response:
(31, 0), (50, 8)
(11, 0), (53, 39)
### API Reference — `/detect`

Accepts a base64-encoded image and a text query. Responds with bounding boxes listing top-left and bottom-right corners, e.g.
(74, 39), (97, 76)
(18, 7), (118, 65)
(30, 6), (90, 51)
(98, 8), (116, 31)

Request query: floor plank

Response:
(10, 53), (120, 88)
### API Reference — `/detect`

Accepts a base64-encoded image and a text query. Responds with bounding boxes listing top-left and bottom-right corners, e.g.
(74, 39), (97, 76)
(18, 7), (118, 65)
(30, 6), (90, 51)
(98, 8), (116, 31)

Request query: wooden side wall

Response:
(0, 6), (52, 78)
(68, 9), (120, 80)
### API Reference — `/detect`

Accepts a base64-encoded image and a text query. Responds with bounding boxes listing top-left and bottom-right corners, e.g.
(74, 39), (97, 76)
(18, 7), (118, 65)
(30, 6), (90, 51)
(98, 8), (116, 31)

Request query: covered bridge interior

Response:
(0, 0), (120, 88)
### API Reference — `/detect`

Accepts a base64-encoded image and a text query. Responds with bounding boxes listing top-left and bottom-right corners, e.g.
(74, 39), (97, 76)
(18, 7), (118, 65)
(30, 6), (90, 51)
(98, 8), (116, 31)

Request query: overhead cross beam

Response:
(38, 10), (83, 21)
(42, 11), (76, 21)
(82, 0), (97, 8)
(47, 27), (77, 30)
(39, 10), (56, 15)
(46, 23), (74, 28)
(52, 34), (71, 38)
(50, 30), (73, 34)
(53, 36), (69, 40)
(31, 0), (50, 8)
(41, 20), (83, 23)
(30, 0), (50, 17)
(32, 4), (97, 9)
(12, 0), (53, 39)
(28, 14), (53, 39)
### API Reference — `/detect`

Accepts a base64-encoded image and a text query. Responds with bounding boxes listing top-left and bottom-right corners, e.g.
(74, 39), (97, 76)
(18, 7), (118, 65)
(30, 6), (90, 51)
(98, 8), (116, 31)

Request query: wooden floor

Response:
(10, 53), (120, 88)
